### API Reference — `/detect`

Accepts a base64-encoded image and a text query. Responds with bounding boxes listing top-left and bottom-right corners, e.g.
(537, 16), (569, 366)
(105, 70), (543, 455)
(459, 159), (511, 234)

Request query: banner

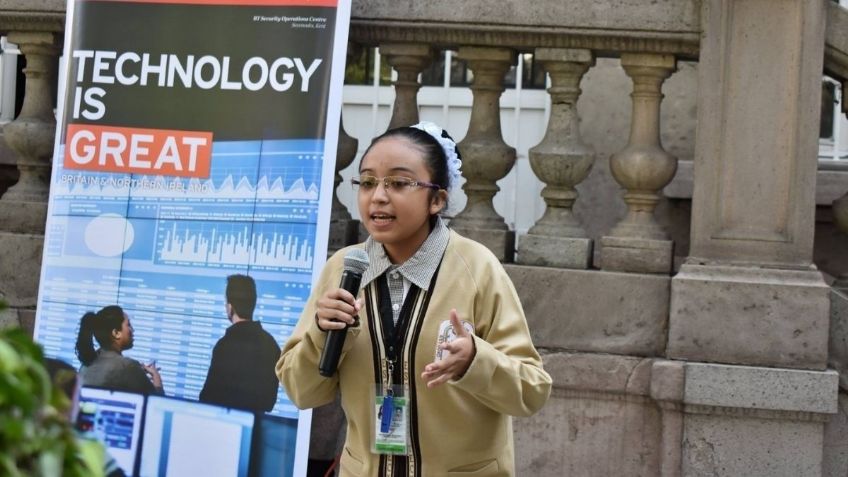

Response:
(34, 0), (350, 475)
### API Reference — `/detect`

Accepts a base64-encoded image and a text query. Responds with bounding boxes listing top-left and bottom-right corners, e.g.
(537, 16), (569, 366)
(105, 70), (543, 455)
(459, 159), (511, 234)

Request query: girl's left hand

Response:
(421, 309), (476, 388)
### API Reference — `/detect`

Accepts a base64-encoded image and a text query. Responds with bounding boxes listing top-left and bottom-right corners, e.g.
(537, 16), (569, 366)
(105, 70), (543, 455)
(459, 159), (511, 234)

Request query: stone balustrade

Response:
(2, 1), (848, 476)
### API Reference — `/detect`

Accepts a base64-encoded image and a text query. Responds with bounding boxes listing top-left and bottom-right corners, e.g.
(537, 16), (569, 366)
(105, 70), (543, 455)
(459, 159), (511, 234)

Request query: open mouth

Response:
(370, 213), (396, 225)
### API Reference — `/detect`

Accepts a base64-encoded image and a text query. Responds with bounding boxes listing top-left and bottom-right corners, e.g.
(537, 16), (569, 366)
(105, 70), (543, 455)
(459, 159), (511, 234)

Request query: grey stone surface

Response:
(666, 163), (848, 207)
(515, 392), (661, 477)
(823, 392), (848, 477)
(516, 235), (592, 269)
(826, 1), (848, 79)
(0, 303), (16, 330)
(599, 236), (673, 274)
(18, 308), (34, 336)
(0, 232), (43, 307)
(452, 226), (515, 263)
(682, 413), (825, 477)
(0, 201), (47, 234)
(0, 1), (65, 11)
(327, 219), (359, 254)
(352, 0), (700, 35)
(506, 265), (669, 356)
(814, 206), (848, 281)
(684, 362), (839, 414)
(650, 360), (685, 403)
(541, 351), (653, 395)
(669, 264), (831, 369)
(830, 288), (848, 391)
(515, 352), (661, 476)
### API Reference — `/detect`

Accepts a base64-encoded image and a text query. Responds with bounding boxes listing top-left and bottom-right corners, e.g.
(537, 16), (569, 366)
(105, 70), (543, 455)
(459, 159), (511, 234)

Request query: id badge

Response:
(372, 384), (409, 455)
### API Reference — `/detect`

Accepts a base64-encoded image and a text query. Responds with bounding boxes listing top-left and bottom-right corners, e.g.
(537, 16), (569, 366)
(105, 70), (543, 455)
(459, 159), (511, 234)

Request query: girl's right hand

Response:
(143, 362), (163, 389)
(315, 288), (362, 332)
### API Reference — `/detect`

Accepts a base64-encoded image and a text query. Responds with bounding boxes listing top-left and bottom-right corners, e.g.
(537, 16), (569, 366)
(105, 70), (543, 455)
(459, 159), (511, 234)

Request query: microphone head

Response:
(343, 248), (369, 275)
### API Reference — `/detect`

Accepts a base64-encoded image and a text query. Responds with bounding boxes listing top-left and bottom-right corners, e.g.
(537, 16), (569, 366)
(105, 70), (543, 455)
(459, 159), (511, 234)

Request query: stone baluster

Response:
(327, 44), (361, 253)
(450, 47), (517, 262)
(1, 32), (59, 204)
(381, 43), (433, 129)
(517, 48), (595, 269)
(600, 53), (678, 274)
(328, 116), (359, 253)
(834, 192), (848, 291)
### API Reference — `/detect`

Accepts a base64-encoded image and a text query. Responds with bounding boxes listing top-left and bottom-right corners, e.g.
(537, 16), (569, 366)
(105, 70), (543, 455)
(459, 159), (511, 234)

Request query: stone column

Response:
(1, 32), (58, 204)
(833, 192), (848, 291)
(450, 47), (516, 262)
(381, 43), (433, 129)
(517, 48), (595, 269)
(669, 1), (835, 473)
(600, 53), (677, 274)
(669, 0), (830, 370)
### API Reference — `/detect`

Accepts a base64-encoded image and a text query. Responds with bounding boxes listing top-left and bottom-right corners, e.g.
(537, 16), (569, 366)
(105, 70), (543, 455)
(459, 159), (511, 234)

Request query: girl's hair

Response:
(75, 305), (126, 366)
(362, 126), (460, 195)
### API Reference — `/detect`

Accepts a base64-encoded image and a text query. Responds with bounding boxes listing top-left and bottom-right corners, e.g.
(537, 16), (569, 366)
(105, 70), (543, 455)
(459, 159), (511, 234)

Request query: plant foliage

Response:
(0, 327), (104, 477)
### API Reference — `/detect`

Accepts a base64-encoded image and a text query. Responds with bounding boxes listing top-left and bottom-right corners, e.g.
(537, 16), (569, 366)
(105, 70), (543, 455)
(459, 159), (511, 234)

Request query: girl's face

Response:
(358, 136), (446, 263)
(115, 315), (134, 351)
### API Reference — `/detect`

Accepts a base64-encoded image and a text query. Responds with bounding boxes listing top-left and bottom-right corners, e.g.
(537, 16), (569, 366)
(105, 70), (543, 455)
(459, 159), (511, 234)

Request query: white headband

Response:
(410, 121), (463, 191)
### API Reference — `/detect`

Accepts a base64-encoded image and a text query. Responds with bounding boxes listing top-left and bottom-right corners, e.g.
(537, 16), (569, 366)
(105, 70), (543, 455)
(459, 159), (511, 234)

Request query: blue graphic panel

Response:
(39, 214), (126, 307)
(38, 139), (323, 420)
(127, 140), (262, 222)
(50, 145), (132, 217)
(253, 139), (323, 224)
(116, 307), (224, 405)
(247, 222), (317, 272)
(36, 301), (92, 366)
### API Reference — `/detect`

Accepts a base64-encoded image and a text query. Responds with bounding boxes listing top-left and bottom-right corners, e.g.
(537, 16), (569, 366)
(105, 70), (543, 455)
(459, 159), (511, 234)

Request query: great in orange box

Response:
(64, 124), (213, 178)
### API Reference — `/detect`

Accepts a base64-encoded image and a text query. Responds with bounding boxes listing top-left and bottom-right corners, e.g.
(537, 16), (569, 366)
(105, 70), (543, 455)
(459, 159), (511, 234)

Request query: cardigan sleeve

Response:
(276, 249), (363, 410)
(449, 252), (552, 417)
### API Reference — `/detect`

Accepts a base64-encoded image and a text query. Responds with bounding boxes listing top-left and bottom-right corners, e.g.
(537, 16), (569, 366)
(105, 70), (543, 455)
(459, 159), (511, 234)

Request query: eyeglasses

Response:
(351, 175), (442, 193)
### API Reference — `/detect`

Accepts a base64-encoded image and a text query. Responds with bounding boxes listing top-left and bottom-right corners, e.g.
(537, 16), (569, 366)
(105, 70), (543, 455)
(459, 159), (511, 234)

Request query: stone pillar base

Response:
(599, 236), (673, 274)
(327, 219), (359, 254)
(0, 200), (47, 234)
(682, 362), (838, 477)
(516, 234), (592, 269)
(669, 264), (830, 370)
(451, 226), (514, 262)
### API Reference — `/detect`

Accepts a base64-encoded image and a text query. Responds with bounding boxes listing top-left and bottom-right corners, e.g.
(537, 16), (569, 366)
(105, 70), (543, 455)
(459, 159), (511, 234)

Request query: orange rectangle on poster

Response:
(64, 124), (213, 178)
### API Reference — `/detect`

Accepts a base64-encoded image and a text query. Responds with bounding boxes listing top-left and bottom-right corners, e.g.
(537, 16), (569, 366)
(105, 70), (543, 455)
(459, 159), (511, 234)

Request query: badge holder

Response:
(372, 383), (409, 455)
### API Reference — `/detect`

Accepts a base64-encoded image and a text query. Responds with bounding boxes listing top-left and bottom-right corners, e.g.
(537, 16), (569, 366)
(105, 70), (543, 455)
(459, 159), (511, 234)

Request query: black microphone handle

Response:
(318, 270), (363, 377)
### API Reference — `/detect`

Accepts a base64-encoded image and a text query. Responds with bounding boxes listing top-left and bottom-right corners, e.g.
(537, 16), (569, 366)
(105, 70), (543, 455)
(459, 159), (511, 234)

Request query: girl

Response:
(75, 305), (163, 395)
(278, 122), (551, 476)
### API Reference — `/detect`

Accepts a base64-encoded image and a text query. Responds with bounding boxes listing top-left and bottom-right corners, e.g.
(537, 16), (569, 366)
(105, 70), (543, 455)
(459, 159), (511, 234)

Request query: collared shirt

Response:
(361, 217), (450, 323)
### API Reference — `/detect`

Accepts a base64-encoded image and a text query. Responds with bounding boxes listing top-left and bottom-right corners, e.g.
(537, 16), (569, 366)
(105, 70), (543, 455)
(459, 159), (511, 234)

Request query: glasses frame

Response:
(350, 175), (443, 193)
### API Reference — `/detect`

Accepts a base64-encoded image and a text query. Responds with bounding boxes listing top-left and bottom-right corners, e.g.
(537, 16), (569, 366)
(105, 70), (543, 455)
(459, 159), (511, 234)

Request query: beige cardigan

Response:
(277, 231), (551, 476)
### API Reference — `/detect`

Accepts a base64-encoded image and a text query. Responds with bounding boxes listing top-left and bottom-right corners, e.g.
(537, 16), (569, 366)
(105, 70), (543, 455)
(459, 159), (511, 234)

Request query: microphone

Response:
(318, 248), (369, 377)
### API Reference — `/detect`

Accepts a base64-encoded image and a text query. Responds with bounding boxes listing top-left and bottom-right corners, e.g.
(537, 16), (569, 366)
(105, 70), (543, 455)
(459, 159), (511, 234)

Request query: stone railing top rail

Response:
(0, 0), (846, 78)
(0, 0), (65, 33)
(350, 0), (701, 56)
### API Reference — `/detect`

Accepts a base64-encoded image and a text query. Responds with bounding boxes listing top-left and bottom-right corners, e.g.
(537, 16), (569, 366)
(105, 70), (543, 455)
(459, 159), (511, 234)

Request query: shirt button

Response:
(390, 272), (399, 279)
(392, 304), (400, 311)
